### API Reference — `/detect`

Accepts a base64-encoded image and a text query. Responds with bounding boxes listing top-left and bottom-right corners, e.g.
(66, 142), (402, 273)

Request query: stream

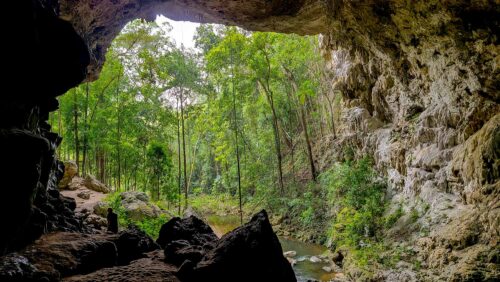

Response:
(206, 215), (340, 282)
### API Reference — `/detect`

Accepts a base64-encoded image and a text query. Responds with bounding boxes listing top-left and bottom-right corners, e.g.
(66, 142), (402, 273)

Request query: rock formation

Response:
(0, 211), (294, 282)
(177, 210), (297, 282)
(1, 1), (498, 280)
(83, 174), (111, 193)
(58, 161), (78, 189)
(120, 192), (162, 221)
(0, 228), (160, 282)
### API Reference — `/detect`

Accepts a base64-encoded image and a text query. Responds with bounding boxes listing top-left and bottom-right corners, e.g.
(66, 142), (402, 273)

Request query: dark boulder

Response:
(164, 240), (206, 266)
(157, 215), (218, 266)
(156, 216), (218, 248)
(115, 226), (160, 265)
(178, 210), (296, 282)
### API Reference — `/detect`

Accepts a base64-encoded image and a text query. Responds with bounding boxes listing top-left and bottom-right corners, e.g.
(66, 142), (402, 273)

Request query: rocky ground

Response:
(1, 161), (296, 281)
(0, 210), (295, 282)
(60, 183), (106, 214)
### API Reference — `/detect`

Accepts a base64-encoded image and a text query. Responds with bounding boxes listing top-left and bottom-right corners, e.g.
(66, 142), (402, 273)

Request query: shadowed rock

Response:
(177, 210), (296, 282)
(115, 226), (159, 265)
(0, 227), (160, 281)
(157, 216), (218, 249)
(157, 215), (218, 266)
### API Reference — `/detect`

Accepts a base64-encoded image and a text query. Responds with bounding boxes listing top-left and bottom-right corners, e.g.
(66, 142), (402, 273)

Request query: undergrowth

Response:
(104, 192), (169, 239)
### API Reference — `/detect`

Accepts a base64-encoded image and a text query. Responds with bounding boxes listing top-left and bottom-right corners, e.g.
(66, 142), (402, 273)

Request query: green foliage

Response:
(189, 193), (240, 216)
(105, 192), (131, 227)
(320, 157), (386, 254)
(134, 214), (170, 239)
(104, 192), (170, 239)
(410, 207), (420, 223)
(384, 204), (404, 228)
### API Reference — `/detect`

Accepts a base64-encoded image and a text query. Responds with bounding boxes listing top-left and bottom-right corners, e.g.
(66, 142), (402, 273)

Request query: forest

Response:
(52, 19), (394, 278)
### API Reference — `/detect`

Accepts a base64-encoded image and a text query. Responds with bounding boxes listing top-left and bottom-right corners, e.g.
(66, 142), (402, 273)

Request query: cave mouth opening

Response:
(52, 14), (325, 211)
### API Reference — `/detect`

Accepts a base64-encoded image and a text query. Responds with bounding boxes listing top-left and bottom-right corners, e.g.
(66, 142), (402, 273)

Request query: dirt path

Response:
(61, 183), (107, 213)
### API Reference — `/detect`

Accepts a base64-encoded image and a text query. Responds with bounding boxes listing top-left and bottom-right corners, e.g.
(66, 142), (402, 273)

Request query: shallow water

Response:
(206, 215), (338, 282)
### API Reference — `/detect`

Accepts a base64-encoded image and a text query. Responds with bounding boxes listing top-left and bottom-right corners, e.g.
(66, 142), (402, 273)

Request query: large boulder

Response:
(84, 174), (111, 193)
(157, 216), (218, 249)
(115, 226), (160, 265)
(58, 161), (78, 189)
(157, 216), (218, 266)
(93, 201), (109, 217)
(120, 192), (161, 221)
(83, 214), (107, 230)
(67, 176), (84, 191)
(176, 210), (296, 282)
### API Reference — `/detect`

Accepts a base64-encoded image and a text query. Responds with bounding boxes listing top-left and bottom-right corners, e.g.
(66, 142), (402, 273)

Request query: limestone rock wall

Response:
(315, 1), (499, 279)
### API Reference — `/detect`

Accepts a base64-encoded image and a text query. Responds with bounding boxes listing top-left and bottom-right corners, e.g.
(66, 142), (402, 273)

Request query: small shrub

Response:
(384, 205), (404, 228)
(320, 157), (388, 270)
(134, 213), (169, 239)
(410, 208), (420, 223)
(104, 192), (171, 239)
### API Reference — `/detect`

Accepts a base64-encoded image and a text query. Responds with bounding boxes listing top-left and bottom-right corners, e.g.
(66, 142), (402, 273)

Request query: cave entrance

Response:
(49, 13), (336, 281)
(52, 15), (329, 211)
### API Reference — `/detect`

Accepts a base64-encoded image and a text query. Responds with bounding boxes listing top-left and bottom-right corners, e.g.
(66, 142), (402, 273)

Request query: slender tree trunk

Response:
(176, 97), (182, 216)
(300, 105), (317, 181)
(116, 73), (122, 191)
(180, 91), (188, 211)
(95, 148), (98, 179)
(157, 168), (161, 201)
(230, 47), (243, 224)
(324, 91), (337, 138)
(259, 49), (285, 193)
(134, 169), (137, 191)
(58, 106), (62, 159)
(73, 89), (80, 175)
(258, 80), (284, 193)
(82, 82), (90, 176)
(282, 67), (318, 181)
(99, 149), (106, 182)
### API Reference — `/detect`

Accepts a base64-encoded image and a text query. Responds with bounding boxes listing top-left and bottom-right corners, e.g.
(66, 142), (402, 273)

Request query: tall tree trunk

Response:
(157, 166), (161, 201)
(116, 73), (122, 191)
(58, 106), (62, 158)
(99, 149), (106, 182)
(324, 90), (337, 138)
(73, 88), (80, 175)
(282, 67), (318, 181)
(176, 97), (182, 216)
(258, 80), (285, 193)
(230, 48), (243, 224)
(180, 90), (188, 211)
(257, 48), (285, 193)
(300, 105), (317, 181)
(82, 82), (90, 176)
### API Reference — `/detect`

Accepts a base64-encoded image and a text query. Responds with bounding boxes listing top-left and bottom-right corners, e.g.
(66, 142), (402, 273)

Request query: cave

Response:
(1, 0), (498, 281)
